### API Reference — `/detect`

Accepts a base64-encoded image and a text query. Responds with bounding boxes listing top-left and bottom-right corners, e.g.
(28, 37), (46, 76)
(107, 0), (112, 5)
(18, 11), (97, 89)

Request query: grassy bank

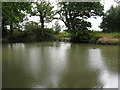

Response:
(54, 32), (120, 45)
(53, 32), (71, 42)
(97, 32), (120, 45)
(2, 29), (120, 45)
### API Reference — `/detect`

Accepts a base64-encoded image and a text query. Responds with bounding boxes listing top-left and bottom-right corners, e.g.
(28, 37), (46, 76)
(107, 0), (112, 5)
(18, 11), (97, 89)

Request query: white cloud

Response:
(104, 0), (117, 12)
(87, 17), (102, 31)
(28, 16), (40, 23)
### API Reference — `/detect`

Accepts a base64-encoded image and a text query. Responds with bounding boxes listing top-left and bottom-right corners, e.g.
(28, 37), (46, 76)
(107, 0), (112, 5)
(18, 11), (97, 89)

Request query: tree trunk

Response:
(40, 15), (44, 41)
(10, 23), (13, 38)
(41, 21), (44, 29)
(40, 15), (44, 29)
(2, 20), (7, 37)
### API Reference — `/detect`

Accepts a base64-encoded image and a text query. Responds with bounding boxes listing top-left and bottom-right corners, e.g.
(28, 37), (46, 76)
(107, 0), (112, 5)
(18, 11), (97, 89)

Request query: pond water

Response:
(2, 42), (118, 88)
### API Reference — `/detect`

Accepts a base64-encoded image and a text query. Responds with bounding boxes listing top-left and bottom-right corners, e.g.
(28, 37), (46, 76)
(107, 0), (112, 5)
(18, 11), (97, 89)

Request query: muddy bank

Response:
(97, 37), (120, 45)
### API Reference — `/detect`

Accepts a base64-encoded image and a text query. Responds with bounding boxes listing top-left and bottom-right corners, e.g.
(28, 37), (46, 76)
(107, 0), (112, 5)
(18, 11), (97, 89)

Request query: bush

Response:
(70, 30), (101, 43)
(23, 23), (55, 41)
(8, 25), (55, 42)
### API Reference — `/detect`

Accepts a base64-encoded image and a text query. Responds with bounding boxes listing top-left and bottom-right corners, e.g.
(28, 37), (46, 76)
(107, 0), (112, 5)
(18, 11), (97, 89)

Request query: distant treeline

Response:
(100, 5), (120, 33)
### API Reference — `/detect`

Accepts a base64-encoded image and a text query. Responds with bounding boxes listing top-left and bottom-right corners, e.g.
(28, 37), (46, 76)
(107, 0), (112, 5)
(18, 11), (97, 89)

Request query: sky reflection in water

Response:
(2, 42), (118, 88)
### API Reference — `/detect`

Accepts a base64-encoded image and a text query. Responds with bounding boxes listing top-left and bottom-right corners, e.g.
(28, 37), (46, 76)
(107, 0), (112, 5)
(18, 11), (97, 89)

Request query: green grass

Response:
(110, 41), (120, 44)
(53, 32), (71, 41)
(98, 32), (120, 38)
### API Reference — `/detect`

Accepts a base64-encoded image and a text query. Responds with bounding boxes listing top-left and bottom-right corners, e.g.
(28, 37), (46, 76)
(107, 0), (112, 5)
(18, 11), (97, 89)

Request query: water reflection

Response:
(44, 43), (69, 88)
(23, 42), (70, 88)
(2, 42), (118, 88)
(57, 44), (101, 88)
(8, 43), (25, 50)
(88, 48), (118, 88)
(28, 47), (41, 78)
(0, 44), (2, 89)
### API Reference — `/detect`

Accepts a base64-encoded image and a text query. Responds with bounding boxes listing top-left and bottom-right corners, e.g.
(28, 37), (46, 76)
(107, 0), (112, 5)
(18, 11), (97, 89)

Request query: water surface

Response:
(2, 42), (118, 88)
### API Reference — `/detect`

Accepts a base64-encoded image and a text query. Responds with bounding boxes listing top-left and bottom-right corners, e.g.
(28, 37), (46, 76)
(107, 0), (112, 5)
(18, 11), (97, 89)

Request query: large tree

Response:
(57, 2), (104, 34)
(2, 2), (32, 37)
(34, 1), (55, 28)
(100, 5), (120, 32)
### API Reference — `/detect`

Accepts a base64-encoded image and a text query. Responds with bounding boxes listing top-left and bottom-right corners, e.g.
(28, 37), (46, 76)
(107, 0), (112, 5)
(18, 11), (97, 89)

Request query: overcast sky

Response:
(28, 0), (118, 31)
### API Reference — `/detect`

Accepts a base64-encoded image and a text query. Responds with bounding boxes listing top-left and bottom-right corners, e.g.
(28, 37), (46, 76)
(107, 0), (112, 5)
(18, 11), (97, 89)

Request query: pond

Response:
(2, 42), (118, 88)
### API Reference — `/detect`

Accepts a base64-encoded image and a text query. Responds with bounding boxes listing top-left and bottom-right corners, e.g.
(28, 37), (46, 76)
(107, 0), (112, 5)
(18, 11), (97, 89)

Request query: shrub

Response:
(70, 30), (101, 43)
(8, 24), (55, 42)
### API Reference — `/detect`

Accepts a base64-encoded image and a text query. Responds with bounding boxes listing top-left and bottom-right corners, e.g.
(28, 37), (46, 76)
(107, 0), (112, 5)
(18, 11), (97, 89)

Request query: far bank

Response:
(2, 31), (120, 45)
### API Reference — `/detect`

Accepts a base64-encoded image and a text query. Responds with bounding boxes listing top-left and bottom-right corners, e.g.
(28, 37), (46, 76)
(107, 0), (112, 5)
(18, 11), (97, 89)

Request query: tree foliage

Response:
(25, 21), (39, 30)
(57, 2), (103, 42)
(34, 1), (55, 28)
(57, 2), (104, 34)
(2, 2), (32, 37)
(2, 1), (104, 43)
(100, 5), (120, 32)
(54, 21), (61, 33)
